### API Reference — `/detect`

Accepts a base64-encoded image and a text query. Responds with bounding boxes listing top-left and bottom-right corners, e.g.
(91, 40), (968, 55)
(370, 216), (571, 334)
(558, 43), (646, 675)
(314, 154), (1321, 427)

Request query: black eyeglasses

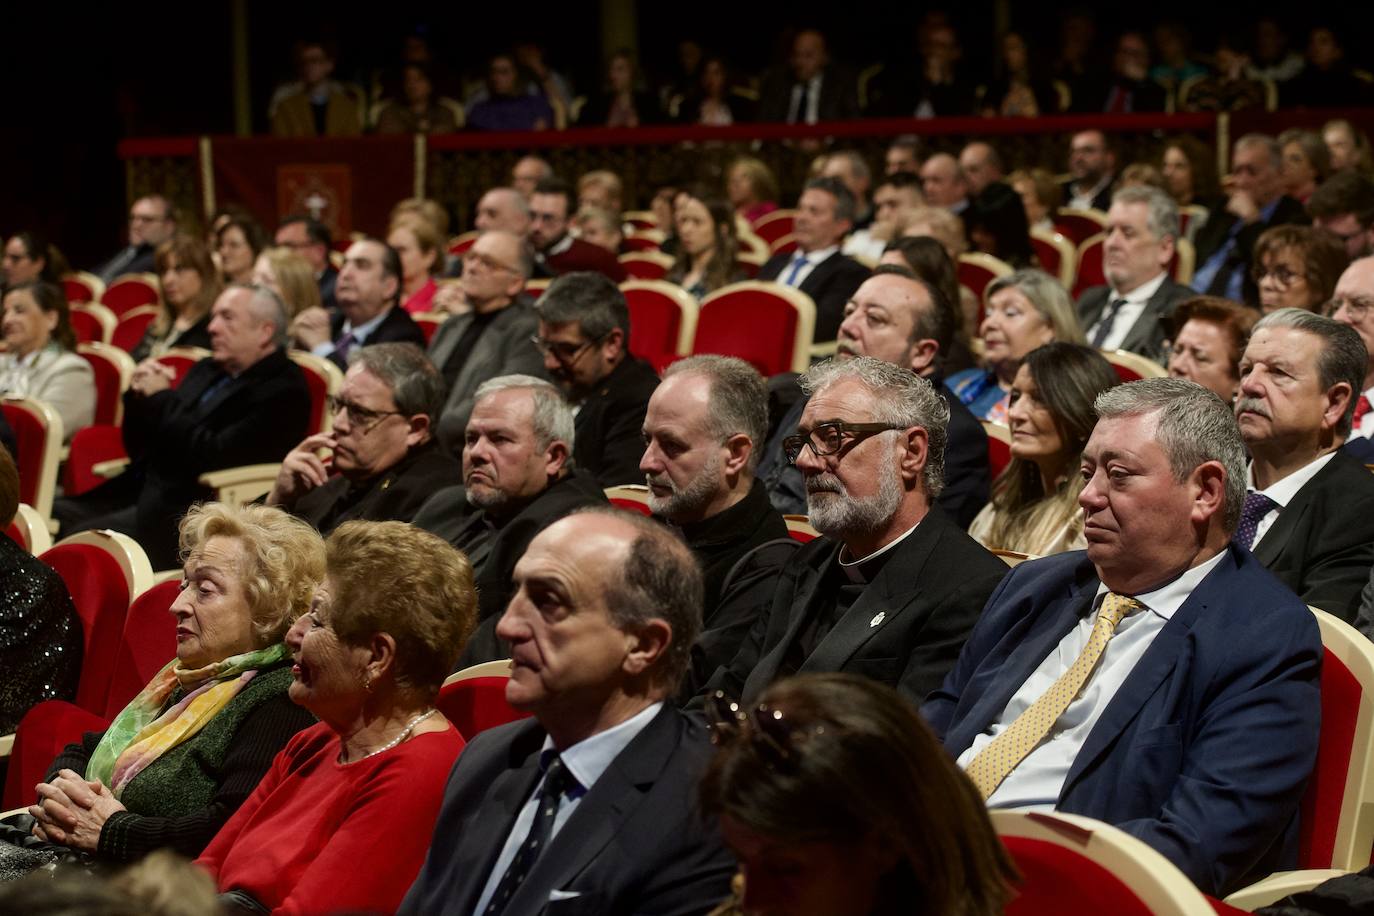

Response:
(781, 420), (906, 465)
(326, 395), (403, 431)
(706, 691), (825, 767)
(529, 333), (605, 364)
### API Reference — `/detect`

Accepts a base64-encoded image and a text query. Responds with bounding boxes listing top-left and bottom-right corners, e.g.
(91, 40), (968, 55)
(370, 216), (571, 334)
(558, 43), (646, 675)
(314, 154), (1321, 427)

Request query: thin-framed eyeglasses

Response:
(1327, 295), (1374, 322)
(326, 395), (403, 432)
(530, 332), (606, 364)
(782, 420), (906, 465)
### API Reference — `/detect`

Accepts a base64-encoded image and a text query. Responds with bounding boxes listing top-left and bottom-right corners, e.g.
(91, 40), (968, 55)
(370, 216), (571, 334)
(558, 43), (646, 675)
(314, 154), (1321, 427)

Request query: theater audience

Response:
(215, 217), (266, 287)
(948, 269), (1084, 424)
(1252, 224), (1347, 314)
(969, 343), (1119, 556)
(1009, 168), (1060, 233)
(96, 196), (177, 286)
(1324, 118), (1374, 177)
(965, 183), (1035, 268)
(666, 188), (745, 300)
(1235, 308), (1374, 621)
(2, 230), (68, 290)
(0, 446), (81, 734)
(726, 157), (780, 226)
(580, 50), (659, 127)
(24, 503), (319, 863)
(274, 216), (337, 312)
(822, 150), (875, 229)
(919, 153), (972, 218)
(1278, 128), (1329, 204)
(884, 136), (921, 177)
(250, 246), (321, 319)
(1160, 135), (1223, 211)
(197, 520), (473, 915)
(267, 343), (458, 534)
(387, 217), (442, 314)
(0, 281), (95, 439)
(702, 674), (1016, 916)
(270, 40), (362, 137)
(1062, 130), (1118, 212)
(1166, 296), (1256, 402)
(1283, 26), (1372, 110)
(472, 187), (532, 238)
(528, 178), (627, 282)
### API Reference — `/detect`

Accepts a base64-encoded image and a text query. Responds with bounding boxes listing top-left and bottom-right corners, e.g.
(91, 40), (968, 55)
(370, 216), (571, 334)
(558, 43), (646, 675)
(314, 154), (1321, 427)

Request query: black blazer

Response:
(287, 439), (459, 535)
(1191, 195), (1310, 306)
(756, 250), (870, 342)
(756, 67), (859, 123)
(398, 705), (736, 916)
(318, 265), (339, 313)
(1251, 450), (1374, 623)
(326, 306), (427, 369)
(1058, 176), (1117, 213)
(572, 357), (660, 487)
(1076, 277), (1195, 362)
(700, 506), (1007, 705)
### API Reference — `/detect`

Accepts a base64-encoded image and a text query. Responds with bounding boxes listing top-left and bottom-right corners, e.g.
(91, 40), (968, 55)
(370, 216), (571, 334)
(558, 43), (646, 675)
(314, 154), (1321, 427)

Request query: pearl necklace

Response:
(344, 708), (436, 764)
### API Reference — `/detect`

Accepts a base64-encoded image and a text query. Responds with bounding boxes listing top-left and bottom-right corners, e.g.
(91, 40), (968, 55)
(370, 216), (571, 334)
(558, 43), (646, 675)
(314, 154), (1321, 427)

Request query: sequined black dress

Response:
(0, 535), (81, 733)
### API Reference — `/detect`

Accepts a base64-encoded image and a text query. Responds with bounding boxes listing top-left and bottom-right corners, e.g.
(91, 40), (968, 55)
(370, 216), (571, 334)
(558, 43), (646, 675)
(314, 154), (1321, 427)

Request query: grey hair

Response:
(536, 271), (630, 341)
(1235, 133), (1282, 171)
(247, 284), (290, 348)
(472, 373), (576, 452)
(828, 150), (872, 185)
(1252, 308), (1367, 437)
(479, 229), (534, 280)
(1110, 185), (1180, 242)
(489, 187), (531, 220)
(804, 176), (857, 224)
(986, 269), (1086, 345)
(347, 342), (445, 420)
(799, 356), (950, 496)
(663, 355), (769, 472)
(1094, 378), (1246, 533)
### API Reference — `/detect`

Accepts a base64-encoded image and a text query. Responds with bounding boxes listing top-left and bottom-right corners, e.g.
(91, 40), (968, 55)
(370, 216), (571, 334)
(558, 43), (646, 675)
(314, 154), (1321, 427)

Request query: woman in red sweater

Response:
(197, 520), (478, 914)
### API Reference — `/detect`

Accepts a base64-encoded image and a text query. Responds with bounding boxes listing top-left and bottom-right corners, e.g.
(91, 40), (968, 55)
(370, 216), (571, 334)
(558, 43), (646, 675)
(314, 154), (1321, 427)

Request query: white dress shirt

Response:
(1086, 271), (1168, 352)
(956, 550), (1229, 810)
(1246, 451), (1338, 548)
(1067, 175), (1113, 212)
(777, 245), (837, 289)
(788, 75), (823, 124)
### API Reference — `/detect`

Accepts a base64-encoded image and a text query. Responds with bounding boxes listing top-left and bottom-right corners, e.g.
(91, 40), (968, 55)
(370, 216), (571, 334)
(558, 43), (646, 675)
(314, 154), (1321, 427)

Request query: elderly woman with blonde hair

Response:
(251, 247), (322, 319)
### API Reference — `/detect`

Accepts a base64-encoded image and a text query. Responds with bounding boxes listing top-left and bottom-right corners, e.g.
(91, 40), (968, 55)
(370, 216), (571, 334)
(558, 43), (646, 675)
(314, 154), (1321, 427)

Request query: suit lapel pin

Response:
(869, 611), (886, 628)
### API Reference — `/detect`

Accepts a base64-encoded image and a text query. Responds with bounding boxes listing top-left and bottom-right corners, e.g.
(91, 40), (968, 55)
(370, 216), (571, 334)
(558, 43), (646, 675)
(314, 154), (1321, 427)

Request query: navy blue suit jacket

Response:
(923, 545), (1322, 896)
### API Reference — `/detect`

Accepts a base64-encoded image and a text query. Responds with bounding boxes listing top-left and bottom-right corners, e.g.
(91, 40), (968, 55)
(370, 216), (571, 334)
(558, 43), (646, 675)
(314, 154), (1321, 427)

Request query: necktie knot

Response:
(1098, 592), (1142, 631)
(1090, 298), (1129, 349)
(540, 753), (576, 801)
(1234, 491), (1278, 551)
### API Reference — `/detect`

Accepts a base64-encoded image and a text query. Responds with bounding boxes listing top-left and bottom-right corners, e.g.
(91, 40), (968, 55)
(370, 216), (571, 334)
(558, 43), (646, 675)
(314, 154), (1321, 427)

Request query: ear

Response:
(721, 433), (753, 478)
(1323, 382), (1354, 433)
(622, 617), (673, 677)
(1158, 233), (1177, 270)
(363, 631), (398, 685)
(382, 272), (400, 304)
(907, 338), (940, 375)
(404, 413), (432, 448)
(543, 438), (571, 477)
(601, 327), (626, 362)
(897, 425), (930, 486)
(1189, 459), (1227, 527)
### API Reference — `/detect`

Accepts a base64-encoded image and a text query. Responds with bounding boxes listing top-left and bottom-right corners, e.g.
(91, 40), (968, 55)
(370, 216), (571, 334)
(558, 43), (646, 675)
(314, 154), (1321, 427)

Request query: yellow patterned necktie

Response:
(965, 592), (1142, 800)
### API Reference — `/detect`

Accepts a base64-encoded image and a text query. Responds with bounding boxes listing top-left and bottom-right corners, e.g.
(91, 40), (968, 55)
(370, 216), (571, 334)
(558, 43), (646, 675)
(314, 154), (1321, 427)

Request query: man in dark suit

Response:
(266, 343), (457, 534)
(925, 378), (1322, 897)
(1233, 308), (1374, 621)
(291, 237), (425, 370)
(1191, 134), (1310, 307)
(536, 272), (659, 486)
(701, 356), (1006, 706)
(757, 28), (858, 124)
(53, 286), (310, 568)
(1060, 130), (1118, 213)
(756, 177), (870, 342)
(399, 509), (735, 916)
(415, 375), (606, 665)
(759, 268), (990, 528)
(1330, 258), (1374, 461)
(1077, 186), (1194, 362)
(430, 230), (547, 457)
(528, 178), (627, 283)
(1078, 32), (1167, 113)
(275, 215), (338, 312)
(95, 195), (177, 285)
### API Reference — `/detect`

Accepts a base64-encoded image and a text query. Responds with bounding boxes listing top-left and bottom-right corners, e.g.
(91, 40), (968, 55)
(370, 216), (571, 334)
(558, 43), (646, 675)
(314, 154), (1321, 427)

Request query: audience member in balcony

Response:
(969, 343), (1119, 557)
(1166, 296), (1255, 403)
(1249, 18), (1305, 85)
(95, 195), (178, 286)
(26, 502), (320, 863)
(375, 64), (460, 135)
(726, 157), (780, 226)
(577, 169), (624, 215)
(467, 53), (554, 132)
(1192, 133), (1310, 307)
(215, 217), (266, 287)
(1308, 171), (1374, 260)
(879, 236), (976, 375)
(1329, 257), (1374, 461)
(874, 20), (975, 118)
(132, 236), (220, 362)
(1159, 135), (1222, 212)
(0, 282), (95, 439)
(1148, 23), (1207, 97)
(1082, 32), (1167, 114)
(510, 155), (553, 199)
(657, 37), (705, 116)
(270, 40), (363, 138)
(0, 444), (80, 735)
(1253, 225), (1348, 316)
(274, 216), (337, 312)
(666, 189), (744, 301)
(1234, 308), (1374, 622)
(387, 217), (441, 315)
(980, 31), (1059, 117)
(1062, 130), (1118, 213)
(948, 269), (1084, 424)
(267, 343), (456, 534)
(919, 153), (972, 223)
(580, 50), (660, 128)
(1078, 186), (1193, 361)
(1009, 168), (1061, 234)
(196, 520), (472, 915)
(847, 172), (924, 264)
(885, 136), (922, 177)
(702, 674), (1015, 916)
(1324, 119), (1374, 177)
(822, 150), (874, 229)
(251, 247), (321, 320)
(2, 231), (69, 292)
(757, 28), (858, 124)
(528, 178), (627, 283)
(514, 42), (575, 125)
(1279, 129), (1330, 205)
(574, 205), (623, 255)
(1179, 34), (1271, 114)
(965, 184), (1035, 270)
(755, 177), (870, 342)
(1283, 26), (1374, 110)
(680, 56), (754, 126)
(54, 286), (311, 568)
(1053, 12), (1105, 112)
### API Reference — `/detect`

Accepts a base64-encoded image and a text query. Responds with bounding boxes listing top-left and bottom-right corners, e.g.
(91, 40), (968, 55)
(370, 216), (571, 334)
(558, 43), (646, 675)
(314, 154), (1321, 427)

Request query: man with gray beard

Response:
(638, 356), (792, 690)
(695, 357), (1006, 705)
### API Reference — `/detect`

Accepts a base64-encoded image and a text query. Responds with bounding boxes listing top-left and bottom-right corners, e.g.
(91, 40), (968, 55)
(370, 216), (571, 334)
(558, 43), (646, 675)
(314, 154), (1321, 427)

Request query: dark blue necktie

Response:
(1234, 491), (1278, 550)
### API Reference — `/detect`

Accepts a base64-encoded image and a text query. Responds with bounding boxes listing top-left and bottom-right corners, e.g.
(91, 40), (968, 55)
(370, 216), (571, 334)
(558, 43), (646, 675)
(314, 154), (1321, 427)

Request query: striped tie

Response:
(965, 592), (1141, 800)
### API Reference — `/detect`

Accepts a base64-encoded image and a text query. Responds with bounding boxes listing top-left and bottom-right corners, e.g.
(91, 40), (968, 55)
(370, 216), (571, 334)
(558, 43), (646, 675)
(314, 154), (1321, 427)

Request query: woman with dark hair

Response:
(376, 64), (461, 134)
(969, 343), (1119, 556)
(1278, 128), (1330, 204)
(702, 673), (1017, 916)
(880, 236), (976, 375)
(0, 281), (95, 439)
(666, 188), (745, 300)
(133, 235), (222, 361)
(1167, 296), (1256, 402)
(216, 217), (268, 286)
(680, 57), (754, 125)
(980, 31), (1059, 117)
(2, 231), (70, 291)
(1008, 168), (1061, 233)
(965, 185), (1035, 268)
(579, 50), (659, 127)
(1160, 135), (1222, 210)
(1253, 224), (1348, 314)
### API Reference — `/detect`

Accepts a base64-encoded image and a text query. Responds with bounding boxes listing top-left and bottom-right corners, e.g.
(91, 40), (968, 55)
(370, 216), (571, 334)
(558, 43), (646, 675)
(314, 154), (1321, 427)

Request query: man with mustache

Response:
(1232, 307), (1374, 621)
(638, 355), (792, 690)
(697, 356), (1006, 705)
(266, 343), (457, 534)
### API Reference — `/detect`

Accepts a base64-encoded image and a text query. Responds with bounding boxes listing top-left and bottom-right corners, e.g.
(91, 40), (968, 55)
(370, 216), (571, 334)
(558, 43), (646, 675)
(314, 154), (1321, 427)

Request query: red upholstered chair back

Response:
(621, 235), (662, 252)
(622, 281), (699, 368)
(77, 343), (134, 427)
(287, 352), (342, 436)
(1074, 233), (1107, 298)
(1054, 209), (1108, 245)
(1, 399), (59, 514)
(155, 348), (209, 388)
(768, 233), (799, 257)
(983, 421), (1012, 480)
(783, 515), (820, 543)
(4, 521), (23, 550)
(100, 275), (160, 317)
(619, 253), (672, 281)
(112, 305), (160, 354)
(750, 210), (795, 245)
(436, 676), (529, 741)
(69, 307), (108, 345)
(446, 231), (479, 257)
(40, 543), (135, 713)
(604, 485), (653, 516)
(63, 425), (128, 497)
(103, 580), (181, 719)
(1002, 836), (1156, 916)
(1031, 235), (1062, 279)
(957, 254), (1014, 325)
(693, 283), (815, 377)
(64, 275), (99, 305)
(1, 700), (107, 809)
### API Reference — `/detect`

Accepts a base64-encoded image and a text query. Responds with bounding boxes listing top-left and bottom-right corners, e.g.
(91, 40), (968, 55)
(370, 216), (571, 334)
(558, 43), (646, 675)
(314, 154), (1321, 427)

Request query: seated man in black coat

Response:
(265, 342), (457, 534)
(413, 375), (606, 666)
(1329, 257), (1374, 461)
(700, 356), (1006, 706)
(290, 237), (425, 369)
(639, 355), (794, 690)
(535, 272), (659, 486)
(53, 285), (310, 568)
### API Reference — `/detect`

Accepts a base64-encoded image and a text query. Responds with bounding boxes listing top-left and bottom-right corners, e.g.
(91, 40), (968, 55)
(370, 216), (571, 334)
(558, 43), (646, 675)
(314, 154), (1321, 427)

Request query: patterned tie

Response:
(782, 252), (809, 286)
(1353, 394), (1372, 430)
(333, 331), (357, 363)
(1089, 298), (1128, 349)
(484, 754), (578, 915)
(965, 592), (1142, 800)
(1233, 491), (1278, 551)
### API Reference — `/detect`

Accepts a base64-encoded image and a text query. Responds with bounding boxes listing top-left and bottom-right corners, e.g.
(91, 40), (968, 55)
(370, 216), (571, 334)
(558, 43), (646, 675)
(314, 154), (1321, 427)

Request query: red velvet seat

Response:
(437, 664), (529, 741)
(156, 347), (210, 387)
(958, 254), (1014, 324)
(783, 515), (819, 543)
(620, 234), (662, 253)
(1, 398), (63, 518)
(1054, 208), (1109, 246)
(1, 701), (106, 809)
(77, 342), (135, 427)
(750, 210), (795, 246)
(1102, 350), (1168, 384)
(621, 281), (699, 368)
(1030, 229), (1077, 289)
(1074, 233), (1107, 298)
(63, 272), (105, 305)
(112, 305), (161, 354)
(604, 485), (653, 516)
(63, 425), (128, 497)
(619, 252), (673, 281)
(287, 351), (343, 436)
(70, 304), (116, 345)
(983, 420), (1012, 480)
(446, 231), (478, 257)
(100, 274), (160, 318)
(693, 282), (816, 377)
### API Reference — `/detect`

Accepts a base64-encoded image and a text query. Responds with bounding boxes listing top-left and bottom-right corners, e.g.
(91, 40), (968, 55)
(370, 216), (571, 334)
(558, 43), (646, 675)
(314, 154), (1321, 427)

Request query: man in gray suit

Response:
(1077, 186), (1193, 362)
(428, 230), (547, 457)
